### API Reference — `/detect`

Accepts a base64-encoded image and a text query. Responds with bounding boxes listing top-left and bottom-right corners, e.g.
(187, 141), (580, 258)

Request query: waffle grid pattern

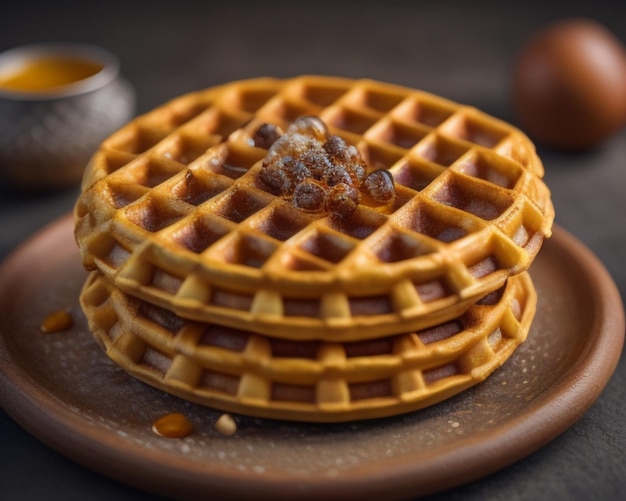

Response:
(80, 270), (536, 422)
(74, 76), (553, 339)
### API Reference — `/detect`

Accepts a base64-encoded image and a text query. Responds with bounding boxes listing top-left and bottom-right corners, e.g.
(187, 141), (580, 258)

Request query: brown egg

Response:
(513, 18), (626, 150)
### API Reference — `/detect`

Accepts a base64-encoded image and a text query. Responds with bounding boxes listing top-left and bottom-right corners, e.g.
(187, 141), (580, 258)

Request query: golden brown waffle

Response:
(74, 76), (553, 340)
(80, 270), (536, 422)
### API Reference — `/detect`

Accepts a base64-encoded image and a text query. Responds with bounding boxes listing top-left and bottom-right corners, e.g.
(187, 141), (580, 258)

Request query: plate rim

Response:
(0, 213), (624, 500)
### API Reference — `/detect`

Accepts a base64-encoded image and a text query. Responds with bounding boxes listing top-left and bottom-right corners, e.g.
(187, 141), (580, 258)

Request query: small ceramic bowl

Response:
(0, 43), (136, 191)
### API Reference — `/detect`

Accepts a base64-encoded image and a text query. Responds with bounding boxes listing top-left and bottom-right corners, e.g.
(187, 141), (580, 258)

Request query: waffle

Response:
(79, 270), (536, 422)
(74, 76), (553, 340)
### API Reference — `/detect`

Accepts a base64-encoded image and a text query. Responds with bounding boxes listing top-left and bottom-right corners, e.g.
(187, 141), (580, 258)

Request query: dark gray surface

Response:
(1, 1), (625, 500)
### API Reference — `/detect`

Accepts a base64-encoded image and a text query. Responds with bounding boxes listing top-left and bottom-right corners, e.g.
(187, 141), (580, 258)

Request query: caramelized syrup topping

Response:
(259, 116), (395, 217)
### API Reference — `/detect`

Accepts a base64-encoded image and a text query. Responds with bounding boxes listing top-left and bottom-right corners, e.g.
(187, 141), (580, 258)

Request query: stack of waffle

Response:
(74, 76), (554, 422)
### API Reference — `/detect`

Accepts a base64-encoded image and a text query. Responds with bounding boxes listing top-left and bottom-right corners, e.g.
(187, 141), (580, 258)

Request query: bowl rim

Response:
(0, 42), (121, 100)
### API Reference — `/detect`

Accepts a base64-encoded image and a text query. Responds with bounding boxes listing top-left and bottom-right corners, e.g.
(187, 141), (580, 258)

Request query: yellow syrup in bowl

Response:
(0, 55), (104, 92)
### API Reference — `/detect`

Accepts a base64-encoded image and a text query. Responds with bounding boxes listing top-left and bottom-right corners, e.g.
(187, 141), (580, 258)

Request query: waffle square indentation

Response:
(393, 97), (457, 128)
(299, 229), (356, 264)
(170, 171), (233, 206)
(215, 233), (277, 268)
(443, 114), (510, 148)
(456, 151), (522, 189)
(298, 80), (351, 107)
(229, 84), (281, 113)
(324, 105), (381, 135)
(346, 85), (408, 113)
(250, 205), (314, 242)
(125, 196), (191, 233)
(430, 173), (514, 221)
(170, 215), (231, 254)
(368, 118), (430, 149)
(415, 134), (470, 167)
(373, 230), (435, 263)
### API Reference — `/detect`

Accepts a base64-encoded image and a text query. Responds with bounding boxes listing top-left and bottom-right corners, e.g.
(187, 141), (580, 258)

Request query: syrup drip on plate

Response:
(152, 412), (194, 438)
(40, 310), (74, 333)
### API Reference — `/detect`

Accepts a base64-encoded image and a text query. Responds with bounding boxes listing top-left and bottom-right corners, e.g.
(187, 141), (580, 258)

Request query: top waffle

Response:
(74, 76), (553, 340)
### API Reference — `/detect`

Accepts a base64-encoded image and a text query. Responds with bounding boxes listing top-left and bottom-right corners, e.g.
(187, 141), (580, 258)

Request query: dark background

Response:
(1, 1), (625, 499)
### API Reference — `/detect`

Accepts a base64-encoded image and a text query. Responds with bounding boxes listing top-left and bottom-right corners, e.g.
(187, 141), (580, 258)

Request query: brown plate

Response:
(0, 214), (623, 501)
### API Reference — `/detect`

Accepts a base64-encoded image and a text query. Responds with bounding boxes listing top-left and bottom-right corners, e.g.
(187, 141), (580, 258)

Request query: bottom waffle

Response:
(79, 271), (536, 422)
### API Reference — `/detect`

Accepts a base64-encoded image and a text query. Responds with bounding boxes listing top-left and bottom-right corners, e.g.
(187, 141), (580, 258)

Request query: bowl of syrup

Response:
(0, 43), (136, 191)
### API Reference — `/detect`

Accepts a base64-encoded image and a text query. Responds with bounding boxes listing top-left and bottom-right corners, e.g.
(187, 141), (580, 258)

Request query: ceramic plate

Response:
(0, 214), (623, 500)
